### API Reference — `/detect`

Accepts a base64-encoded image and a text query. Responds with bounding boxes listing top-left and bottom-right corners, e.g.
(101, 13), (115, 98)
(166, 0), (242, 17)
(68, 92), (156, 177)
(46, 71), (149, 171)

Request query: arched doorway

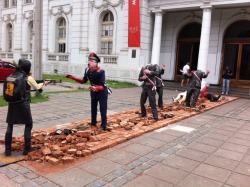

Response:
(222, 20), (250, 88)
(175, 22), (201, 81)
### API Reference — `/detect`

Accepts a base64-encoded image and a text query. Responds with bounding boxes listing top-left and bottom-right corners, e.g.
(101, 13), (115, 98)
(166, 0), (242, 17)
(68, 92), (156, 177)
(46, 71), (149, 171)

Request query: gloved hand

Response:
(66, 74), (73, 79)
(90, 85), (104, 92)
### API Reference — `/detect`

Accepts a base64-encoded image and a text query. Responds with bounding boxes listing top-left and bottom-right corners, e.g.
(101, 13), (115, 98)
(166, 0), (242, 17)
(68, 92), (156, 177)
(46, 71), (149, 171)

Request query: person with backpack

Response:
(66, 53), (109, 131)
(4, 59), (48, 156)
(186, 69), (210, 108)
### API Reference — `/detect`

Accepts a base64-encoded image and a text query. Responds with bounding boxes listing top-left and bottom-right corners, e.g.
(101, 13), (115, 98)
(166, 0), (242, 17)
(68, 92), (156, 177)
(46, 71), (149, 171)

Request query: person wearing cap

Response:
(66, 53), (108, 131)
(4, 59), (48, 156)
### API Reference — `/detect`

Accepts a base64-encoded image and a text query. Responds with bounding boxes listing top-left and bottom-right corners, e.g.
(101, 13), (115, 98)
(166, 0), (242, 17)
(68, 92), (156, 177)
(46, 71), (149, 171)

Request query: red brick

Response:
(48, 157), (60, 165)
(42, 147), (52, 155)
(67, 149), (77, 154)
(61, 156), (74, 164)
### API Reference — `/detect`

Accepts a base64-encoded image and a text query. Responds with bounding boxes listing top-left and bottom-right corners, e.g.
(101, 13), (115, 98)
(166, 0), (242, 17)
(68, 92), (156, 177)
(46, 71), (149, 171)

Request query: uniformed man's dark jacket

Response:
(83, 68), (108, 99)
(138, 64), (160, 87)
(156, 66), (164, 88)
(189, 70), (208, 88)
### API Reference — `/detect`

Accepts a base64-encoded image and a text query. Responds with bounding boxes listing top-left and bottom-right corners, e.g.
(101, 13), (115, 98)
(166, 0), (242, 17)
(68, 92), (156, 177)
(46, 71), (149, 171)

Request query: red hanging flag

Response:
(128, 0), (140, 47)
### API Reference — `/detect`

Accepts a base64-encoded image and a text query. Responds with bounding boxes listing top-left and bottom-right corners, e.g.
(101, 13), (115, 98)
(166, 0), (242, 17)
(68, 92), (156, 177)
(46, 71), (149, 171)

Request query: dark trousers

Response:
(5, 123), (33, 150)
(156, 86), (163, 108)
(140, 86), (158, 119)
(91, 96), (107, 128)
(207, 93), (220, 102)
(186, 87), (200, 107)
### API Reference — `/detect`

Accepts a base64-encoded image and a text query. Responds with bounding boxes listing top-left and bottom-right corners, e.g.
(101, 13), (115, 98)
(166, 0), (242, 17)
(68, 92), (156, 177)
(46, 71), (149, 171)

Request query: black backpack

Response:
(3, 71), (27, 103)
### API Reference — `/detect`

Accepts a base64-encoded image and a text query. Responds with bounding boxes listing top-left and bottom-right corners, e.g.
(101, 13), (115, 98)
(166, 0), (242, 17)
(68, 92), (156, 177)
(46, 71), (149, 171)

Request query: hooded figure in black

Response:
(5, 59), (48, 156)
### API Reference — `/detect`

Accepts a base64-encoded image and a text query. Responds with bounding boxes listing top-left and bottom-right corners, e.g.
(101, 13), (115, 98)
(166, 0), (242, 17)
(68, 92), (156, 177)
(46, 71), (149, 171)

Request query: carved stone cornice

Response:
(231, 9), (250, 19)
(23, 10), (34, 21)
(89, 0), (125, 11)
(3, 14), (16, 22)
(188, 12), (202, 21)
(50, 5), (73, 17)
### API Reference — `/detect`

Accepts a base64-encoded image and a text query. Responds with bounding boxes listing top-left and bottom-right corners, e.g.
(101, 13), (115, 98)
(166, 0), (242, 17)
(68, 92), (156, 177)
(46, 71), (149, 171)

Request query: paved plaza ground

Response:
(0, 83), (250, 187)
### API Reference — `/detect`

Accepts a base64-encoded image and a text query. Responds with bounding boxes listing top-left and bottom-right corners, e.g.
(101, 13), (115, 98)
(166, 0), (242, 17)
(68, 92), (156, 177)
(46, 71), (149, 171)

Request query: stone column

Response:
(198, 6), (212, 71)
(151, 10), (163, 65)
(32, 0), (43, 80)
(197, 6), (212, 87)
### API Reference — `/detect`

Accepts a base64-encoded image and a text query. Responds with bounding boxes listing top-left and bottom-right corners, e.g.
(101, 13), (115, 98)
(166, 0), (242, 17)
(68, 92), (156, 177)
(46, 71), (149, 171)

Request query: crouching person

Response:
(172, 91), (187, 104)
(201, 84), (221, 102)
(4, 59), (48, 156)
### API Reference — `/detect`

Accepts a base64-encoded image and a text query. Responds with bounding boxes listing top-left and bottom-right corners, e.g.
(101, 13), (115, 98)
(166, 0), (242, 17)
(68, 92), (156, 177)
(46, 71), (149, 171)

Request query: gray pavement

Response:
(0, 83), (250, 187)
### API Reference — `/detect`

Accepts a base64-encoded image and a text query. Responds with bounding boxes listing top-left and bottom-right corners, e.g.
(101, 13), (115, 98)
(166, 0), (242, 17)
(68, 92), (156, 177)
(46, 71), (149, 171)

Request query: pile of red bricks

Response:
(6, 96), (237, 165)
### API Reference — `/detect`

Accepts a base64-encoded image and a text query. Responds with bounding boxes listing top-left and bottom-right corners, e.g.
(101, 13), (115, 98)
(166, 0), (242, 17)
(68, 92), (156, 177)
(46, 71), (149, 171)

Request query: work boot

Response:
(5, 149), (11, 156)
(23, 138), (32, 155)
(5, 133), (12, 156)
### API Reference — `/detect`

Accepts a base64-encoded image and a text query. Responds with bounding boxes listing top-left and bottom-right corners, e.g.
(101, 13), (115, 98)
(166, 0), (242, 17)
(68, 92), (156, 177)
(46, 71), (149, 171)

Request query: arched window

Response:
(57, 18), (66, 53)
(28, 21), (33, 52)
(101, 11), (114, 54)
(5, 0), (17, 8)
(7, 24), (13, 52)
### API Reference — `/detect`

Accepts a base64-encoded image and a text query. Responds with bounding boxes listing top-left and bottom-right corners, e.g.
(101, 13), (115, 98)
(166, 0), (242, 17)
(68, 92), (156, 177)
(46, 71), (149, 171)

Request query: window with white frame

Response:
(57, 18), (66, 53)
(5, 0), (17, 8)
(29, 21), (33, 52)
(7, 24), (13, 52)
(101, 11), (114, 54)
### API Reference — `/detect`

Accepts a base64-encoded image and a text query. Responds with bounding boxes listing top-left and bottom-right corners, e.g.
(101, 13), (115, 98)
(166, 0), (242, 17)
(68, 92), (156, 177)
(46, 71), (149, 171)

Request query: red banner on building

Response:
(128, 0), (140, 47)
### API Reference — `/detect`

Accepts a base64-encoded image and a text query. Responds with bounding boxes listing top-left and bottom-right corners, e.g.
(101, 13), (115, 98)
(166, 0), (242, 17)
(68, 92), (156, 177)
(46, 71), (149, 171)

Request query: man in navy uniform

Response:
(138, 63), (160, 121)
(66, 53), (108, 130)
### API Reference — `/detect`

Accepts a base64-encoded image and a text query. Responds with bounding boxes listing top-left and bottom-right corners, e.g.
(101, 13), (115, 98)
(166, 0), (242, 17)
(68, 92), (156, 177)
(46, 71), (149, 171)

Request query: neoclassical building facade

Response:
(0, 0), (250, 87)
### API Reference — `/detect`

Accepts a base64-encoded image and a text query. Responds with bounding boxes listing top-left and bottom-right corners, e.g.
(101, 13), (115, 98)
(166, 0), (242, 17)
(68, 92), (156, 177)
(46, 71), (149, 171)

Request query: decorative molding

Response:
(89, 0), (125, 12)
(23, 10), (34, 21)
(50, 5), (73, 17)
(187, 12), (202, 21)
(231, 9), (250, 19)
(3, 14), (16, 22)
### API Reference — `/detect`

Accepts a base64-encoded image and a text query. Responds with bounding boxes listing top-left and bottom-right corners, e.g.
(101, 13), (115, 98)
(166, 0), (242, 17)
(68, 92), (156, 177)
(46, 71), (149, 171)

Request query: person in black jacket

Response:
(186, 69), (210, 108)
(66, 53), (108, 131)
(138, 63), (160, 121)
(5, 59), (48, 156)
(221, 65), (232, 95)
(155, 64), (165, 109)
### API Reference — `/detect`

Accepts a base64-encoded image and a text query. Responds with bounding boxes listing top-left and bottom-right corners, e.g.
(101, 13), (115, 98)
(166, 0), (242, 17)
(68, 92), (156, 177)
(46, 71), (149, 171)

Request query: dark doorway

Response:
(223, 20), (250, 88)
(175, 22), (201, 81)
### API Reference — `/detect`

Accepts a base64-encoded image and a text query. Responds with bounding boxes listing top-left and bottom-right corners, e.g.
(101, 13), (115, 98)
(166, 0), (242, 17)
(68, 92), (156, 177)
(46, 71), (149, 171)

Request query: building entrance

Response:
(175, 22), (201, 81)
(222, 20), (250, 88)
